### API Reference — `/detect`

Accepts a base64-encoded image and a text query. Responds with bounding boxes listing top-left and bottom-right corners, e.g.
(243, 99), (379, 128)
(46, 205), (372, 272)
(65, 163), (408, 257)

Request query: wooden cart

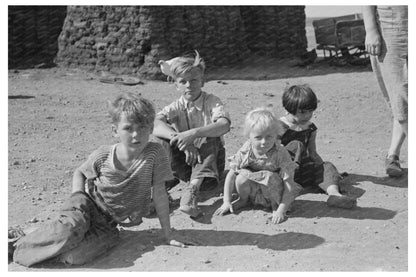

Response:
(313, 13), (367, 59)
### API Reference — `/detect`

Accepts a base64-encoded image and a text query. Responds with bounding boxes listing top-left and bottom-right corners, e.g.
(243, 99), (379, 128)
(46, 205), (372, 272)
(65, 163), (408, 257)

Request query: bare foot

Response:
(231, 197), (248, 212)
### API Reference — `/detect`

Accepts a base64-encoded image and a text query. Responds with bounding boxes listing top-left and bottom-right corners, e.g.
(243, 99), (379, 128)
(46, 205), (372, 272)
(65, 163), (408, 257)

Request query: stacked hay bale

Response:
(8, 6), (66, 68)
(54, 6), (307, 78)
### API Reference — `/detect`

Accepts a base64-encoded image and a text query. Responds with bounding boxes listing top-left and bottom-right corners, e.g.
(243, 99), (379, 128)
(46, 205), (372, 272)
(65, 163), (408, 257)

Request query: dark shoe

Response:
(385, 155), (404, 178)
(326, 195), (357, 209)
(200, 178), (218, 192)
(179, 182), (203, 218)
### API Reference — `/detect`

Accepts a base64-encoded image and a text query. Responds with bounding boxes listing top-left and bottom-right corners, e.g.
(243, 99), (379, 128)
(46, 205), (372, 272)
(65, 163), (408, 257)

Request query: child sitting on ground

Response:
(214, 107), (302, 224)
(152, 51), (231, 218)
(277, 84), (357, 208)
(10, 92), (192, 267)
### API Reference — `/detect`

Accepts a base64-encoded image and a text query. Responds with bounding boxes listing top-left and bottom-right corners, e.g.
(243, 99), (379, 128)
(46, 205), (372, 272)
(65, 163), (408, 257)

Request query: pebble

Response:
(13, 161), (20, 165)
(29, 217), (39, 223)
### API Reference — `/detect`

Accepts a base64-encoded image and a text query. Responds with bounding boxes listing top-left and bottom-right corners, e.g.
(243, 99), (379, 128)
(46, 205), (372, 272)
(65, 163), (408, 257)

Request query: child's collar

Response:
(181, 91), (205, 110)
(280, 116), (311, 131)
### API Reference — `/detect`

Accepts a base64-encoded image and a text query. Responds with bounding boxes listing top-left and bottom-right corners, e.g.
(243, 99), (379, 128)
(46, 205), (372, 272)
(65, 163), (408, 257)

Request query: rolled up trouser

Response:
(13, 191), (119, 267)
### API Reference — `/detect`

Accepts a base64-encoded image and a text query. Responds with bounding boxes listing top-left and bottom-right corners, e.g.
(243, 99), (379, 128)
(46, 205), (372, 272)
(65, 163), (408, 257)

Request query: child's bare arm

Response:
(273, 178), (302, 224)
(153, 181), (198, 247)
(307, 130), (324, 164)
(152, 181), (173, 242)
(171, 117), (230, 151)
(72, 168), (86, 193)
(214, 169), (237, 215)
(363, 6), (383, 56)
(153, 117), (178, 140)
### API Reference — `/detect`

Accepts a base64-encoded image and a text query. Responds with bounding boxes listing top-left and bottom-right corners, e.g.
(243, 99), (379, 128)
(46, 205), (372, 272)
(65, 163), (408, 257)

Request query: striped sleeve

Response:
(77, 145), (112, 179)
(152, 143), (174, 188)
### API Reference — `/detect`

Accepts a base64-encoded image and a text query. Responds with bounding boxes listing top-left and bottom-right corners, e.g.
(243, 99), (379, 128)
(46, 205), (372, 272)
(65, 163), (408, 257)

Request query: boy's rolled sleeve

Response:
(211, 104), (230, 123)
(207, 95), (230, 124)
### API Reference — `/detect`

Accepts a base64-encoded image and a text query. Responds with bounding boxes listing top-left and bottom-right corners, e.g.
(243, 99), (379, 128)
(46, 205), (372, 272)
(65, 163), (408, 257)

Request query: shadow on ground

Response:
(206, 56), (371, 81)
(343, 172), (408, 188)
(34, 228), (324, 269)
(289, 199), (396, 220)
(8, 95), (35, 99)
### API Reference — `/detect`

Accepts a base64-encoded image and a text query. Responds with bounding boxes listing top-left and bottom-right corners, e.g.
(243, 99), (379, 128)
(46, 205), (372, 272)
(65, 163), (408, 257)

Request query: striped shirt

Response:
(78, 142), (173, 223)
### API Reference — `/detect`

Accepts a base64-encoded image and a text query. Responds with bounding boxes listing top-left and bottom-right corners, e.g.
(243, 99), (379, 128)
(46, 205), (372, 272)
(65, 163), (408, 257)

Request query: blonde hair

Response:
(243, 107), (279, 137)
(170, 50), (206, 79)
(108, 92), (155, 127)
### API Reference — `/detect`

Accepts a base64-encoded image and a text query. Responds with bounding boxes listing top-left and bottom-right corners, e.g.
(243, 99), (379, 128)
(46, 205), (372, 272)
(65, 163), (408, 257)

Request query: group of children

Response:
(9, 51), (357, 267)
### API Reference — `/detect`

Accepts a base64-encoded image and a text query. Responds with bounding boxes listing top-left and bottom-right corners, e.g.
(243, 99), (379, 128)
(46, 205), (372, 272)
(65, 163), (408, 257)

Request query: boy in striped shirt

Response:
(11, 92), (191, 267)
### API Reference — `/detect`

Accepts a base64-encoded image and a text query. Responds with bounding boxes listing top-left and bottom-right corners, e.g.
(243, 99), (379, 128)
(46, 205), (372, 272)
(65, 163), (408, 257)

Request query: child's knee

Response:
(291, 182), (303, 196)
(235, 175), (253, 195)
(323, 162), (340, 183)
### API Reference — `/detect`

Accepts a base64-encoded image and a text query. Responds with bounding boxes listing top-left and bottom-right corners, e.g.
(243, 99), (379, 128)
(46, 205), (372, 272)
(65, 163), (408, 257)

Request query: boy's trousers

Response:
(13, 191), (119, 267)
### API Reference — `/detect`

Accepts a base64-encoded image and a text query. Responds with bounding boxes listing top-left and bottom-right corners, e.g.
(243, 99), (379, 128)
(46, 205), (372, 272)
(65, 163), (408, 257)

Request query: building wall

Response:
(9, 6), (307, 79)
(8, 6), (67, 68)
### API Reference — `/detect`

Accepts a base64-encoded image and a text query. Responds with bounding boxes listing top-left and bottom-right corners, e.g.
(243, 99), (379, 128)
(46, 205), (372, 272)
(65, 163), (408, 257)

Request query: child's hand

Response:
(170, 129), (198, 151)
(271, 210), (287, 224)
(183, 145), (202, 166)
(167, 229), (200, 248)
(214, 202), (233, 216)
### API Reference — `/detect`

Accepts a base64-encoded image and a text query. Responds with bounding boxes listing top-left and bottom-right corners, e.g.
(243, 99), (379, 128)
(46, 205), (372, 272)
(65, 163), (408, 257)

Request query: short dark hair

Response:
(282, 84), (318, 115)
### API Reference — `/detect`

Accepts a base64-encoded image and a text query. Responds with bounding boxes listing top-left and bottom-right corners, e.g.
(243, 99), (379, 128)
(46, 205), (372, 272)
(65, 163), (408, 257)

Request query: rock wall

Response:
(56, 6), (307, 79)
(9, 6), (307, 78)
(240, 6), (306, 58)
(8, 6), (67, 68)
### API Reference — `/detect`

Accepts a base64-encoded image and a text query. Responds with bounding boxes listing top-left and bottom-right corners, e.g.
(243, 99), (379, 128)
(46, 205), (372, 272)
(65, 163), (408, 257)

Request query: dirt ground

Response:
(7, 58), (408, 271)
